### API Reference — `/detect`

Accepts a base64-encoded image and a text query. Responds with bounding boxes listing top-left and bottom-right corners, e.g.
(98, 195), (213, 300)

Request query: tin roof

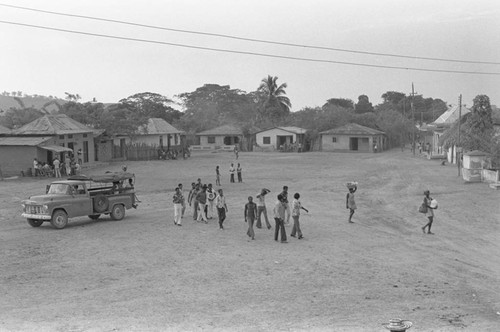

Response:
(0, 136), (53, 146)
(13, 114), (97, 135)
(433, 105), (470, 125)
(138, 118), (184, 135)
(196, 124), (243, 136)
(254, 126), (307, 135)
(320, 123), (385, 135)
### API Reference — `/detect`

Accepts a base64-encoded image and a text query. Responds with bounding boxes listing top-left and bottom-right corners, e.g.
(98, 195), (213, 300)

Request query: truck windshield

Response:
(48, 184), (71, 195)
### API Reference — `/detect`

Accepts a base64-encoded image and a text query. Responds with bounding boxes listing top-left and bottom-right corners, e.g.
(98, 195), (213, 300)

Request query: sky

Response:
(1, 0), (500, 111)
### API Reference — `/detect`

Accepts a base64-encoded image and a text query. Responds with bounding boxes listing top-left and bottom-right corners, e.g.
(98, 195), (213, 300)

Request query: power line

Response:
(1, 2), (499, 66)
(1, 20), (500, 76)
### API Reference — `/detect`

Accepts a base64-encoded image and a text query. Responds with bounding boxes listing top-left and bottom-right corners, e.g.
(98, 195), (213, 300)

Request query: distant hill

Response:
(0, 95), (67, 114)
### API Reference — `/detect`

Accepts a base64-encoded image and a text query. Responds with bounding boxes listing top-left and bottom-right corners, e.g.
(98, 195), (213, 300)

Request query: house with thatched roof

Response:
(319, 123), (385, 152)
(0, 114), (104, 176)
(194, 124), (243, 151)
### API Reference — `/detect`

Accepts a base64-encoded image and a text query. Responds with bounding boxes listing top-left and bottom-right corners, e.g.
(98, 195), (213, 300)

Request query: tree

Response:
(354, 95), (374, 113)
(322, 98), (354, 110)
(64, 92), (81, 102)
(257, 75), (291, 125)
(0, 107), (43, 129)
(119, 92), (181, 123)
(381, 91), (406, 105)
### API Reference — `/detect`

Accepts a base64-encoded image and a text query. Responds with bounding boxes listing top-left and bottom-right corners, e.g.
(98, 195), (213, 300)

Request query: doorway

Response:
(350, 137), (358, 151)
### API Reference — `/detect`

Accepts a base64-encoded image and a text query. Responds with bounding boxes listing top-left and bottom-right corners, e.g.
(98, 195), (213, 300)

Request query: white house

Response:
(194, 124), (243, 151)
(254, 126), (306, 150)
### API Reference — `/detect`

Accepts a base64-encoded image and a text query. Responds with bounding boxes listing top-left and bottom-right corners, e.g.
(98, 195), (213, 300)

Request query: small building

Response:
(2, 114), (104, 173)
(254, 126), (306, 151)
(111, 118), (185, 159)
(194, 125), (243, 151)
(0, 136), (73, 176)
(320, 123), (385, 152)
(462, 150), (488, 182)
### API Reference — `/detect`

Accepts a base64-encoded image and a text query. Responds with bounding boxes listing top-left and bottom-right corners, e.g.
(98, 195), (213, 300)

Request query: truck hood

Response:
(23, 195), (64, 204)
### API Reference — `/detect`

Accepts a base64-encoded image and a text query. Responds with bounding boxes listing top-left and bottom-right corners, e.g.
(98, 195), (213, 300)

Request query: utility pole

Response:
(411, 83), (416, 156)
(457, 94), (462, 177)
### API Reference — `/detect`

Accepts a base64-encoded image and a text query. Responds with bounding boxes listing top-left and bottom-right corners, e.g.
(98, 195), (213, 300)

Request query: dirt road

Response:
(1, 150), (499, 331)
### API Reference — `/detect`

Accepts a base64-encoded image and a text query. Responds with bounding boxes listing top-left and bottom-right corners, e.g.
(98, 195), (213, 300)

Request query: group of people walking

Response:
(171, 180), (309, 242)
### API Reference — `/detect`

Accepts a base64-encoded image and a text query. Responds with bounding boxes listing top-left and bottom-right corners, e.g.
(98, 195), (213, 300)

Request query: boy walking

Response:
(290, 193), (308, 239)
(229, 163), (235, 183)
(196, 185), (208, 223)
(280, 186), (291, 224)
(215, 166), (221, 186)
(173, 187), (183, 226)
(244, 196), (257, 240)
(256, 188), (271, 229)
(216, 189), (228, 230)
(273, 194), (287, 243)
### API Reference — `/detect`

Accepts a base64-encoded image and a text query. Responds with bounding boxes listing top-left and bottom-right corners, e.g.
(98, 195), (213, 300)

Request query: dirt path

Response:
(0, 150), (499, 331)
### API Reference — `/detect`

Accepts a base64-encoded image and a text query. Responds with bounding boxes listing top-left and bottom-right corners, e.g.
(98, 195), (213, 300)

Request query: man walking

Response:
(244, 196), (257, 240)
(229, 163), (235, 183)
(273, 194), (287, 243)
(255, 188), (271, 229)
(206, 183), (216, 219)
(196, 185), (208, 223)
(53, 157), (61, 178)
(173, 187), (183, 226)
(290, 193), (308, 239)
(280, 186), (291, 224)
(216, 189), (228, 230)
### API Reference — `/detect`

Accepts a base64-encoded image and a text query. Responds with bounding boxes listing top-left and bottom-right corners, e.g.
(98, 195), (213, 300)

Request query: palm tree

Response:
(257, 75), (291, 124)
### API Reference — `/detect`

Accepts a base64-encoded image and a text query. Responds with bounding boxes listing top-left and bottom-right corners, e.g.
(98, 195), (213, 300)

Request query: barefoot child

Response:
(346, 183), (357, 223)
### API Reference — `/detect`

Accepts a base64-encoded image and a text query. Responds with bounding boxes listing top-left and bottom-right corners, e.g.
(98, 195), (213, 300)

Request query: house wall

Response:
(95, 140), (114, 162)
(0, 146), (39, 177)
(199, 135), (225, 147)
(131, 134), (182, 147)
(54, 132), (96, 165)
(256, 128), (297, 148)
(321, 134), (379, 152)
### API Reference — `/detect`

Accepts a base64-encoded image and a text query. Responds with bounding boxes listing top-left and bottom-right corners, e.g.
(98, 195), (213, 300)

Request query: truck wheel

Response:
(88, 214), (101, 220)
(93, 195), (109, 213)
(51, 210), (68, 229)
(27, 219), (43, 227)
(110, 204), (125, 220)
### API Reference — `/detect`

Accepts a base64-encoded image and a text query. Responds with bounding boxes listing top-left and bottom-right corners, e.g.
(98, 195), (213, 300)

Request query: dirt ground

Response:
(0, 150), (499, 332)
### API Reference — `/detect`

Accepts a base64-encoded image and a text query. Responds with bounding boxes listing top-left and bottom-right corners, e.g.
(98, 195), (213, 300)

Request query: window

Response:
(208, 136), (216, 144)
(68, 134), (73, 139)
(263, 136), (271, 144)
(59, 135), (64, 139)
(83, 133), (88, 138)
(332, 137), (337, 143)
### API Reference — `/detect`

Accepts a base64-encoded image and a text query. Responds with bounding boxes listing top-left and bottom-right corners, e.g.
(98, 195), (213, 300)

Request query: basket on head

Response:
(346, 181), (358, 189)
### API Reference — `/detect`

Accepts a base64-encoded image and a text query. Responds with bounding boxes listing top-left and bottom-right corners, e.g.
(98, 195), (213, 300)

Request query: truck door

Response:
(66, 183), (92, 217)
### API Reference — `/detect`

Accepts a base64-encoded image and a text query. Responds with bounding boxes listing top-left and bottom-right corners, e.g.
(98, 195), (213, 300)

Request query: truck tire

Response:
(51, 210), (68, 229)
(88, 214), (101, 220)
(93, 195), (109, 213)
(27, 219), (43, 227)
(110, 204), (125, 220)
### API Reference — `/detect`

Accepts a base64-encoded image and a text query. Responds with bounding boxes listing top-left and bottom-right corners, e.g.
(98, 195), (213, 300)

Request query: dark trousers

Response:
(193, 201), (198, 220)
(274, 218), (287, 242)
(237, 172), (242, 182)
(291, 215), (302, 237)
(217, 207), (226, 228)
(230, 174), (235, 183)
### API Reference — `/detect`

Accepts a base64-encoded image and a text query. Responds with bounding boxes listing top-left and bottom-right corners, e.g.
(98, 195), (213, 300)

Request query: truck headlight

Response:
(42, 205), (49, 213)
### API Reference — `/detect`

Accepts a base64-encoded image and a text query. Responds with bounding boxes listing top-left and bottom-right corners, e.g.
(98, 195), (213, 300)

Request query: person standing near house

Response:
(229, 163), (236, 183)
(173, 187), (184, 226)
(33, 158), (40, 177)
(215, 165), (221, 186)
(255, 188), (272, 230)
(244, 196), (257, 240)
(237, 163), (243, 183)
(178, 183), (186, 218)
(64, 156), (71, 176)
(234, 145), (239, 159)
(53, 157), (61, 178)
(273, 194), (287, 243)
(216, 189), (228, 230)
(290, 193), (308, 239)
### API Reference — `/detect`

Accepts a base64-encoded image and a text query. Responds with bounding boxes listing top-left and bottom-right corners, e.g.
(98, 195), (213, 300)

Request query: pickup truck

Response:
(21, 172), (138, 229)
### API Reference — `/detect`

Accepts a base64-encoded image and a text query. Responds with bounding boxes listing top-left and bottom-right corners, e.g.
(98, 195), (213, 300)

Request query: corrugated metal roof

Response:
(13, 114), (97, 135)
(196, 124), (243, 136)
(254, 126), (307, 135)
(0, 136), (52, 146)
(138, 118), (184, 135)
(433, 105), (470, 125)
(320, 123), (385, 135)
